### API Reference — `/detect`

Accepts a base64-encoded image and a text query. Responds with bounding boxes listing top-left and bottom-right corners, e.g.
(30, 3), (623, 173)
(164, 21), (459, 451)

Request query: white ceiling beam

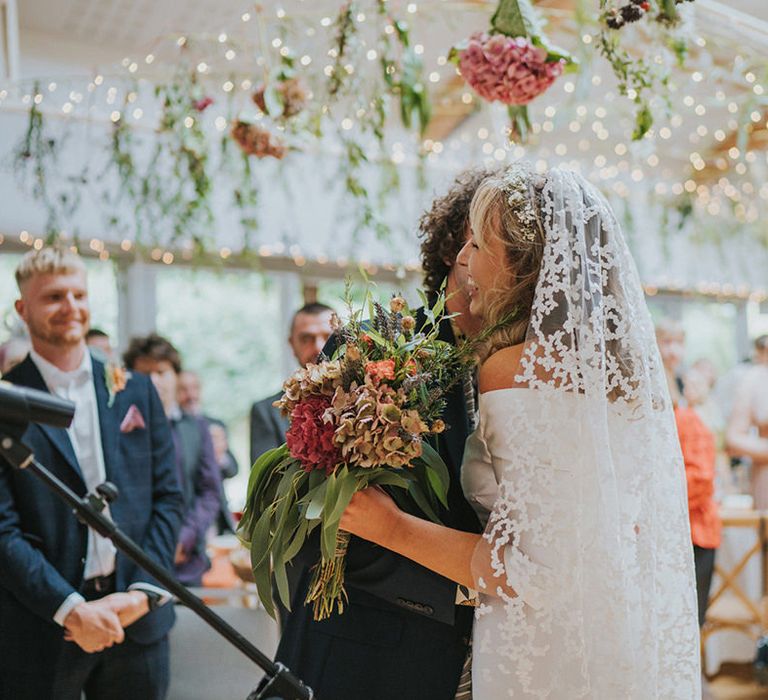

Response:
(0, 0), (20, 82)
(698, 0), (768, 48)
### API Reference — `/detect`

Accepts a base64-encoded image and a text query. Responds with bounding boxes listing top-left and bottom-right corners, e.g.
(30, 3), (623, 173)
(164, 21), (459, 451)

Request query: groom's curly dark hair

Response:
(418, 167), (496, 295)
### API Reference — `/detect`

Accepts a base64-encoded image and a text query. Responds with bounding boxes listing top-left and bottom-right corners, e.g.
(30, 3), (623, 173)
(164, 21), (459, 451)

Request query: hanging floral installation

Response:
(450, 0), (576, 142)
(597, 0), (697, 139)
(4, 0), (765, 271)
(12, 83), (85, 239)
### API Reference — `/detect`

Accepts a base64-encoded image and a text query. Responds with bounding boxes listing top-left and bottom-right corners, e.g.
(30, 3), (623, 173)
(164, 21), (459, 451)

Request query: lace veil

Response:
(469, 166), (700, 698)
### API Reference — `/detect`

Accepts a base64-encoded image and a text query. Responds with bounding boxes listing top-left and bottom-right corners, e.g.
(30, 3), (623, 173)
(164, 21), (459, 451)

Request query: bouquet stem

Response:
(305, 530), (351, 621)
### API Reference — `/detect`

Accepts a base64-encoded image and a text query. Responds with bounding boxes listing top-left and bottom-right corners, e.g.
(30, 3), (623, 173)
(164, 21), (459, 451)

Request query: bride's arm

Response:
(339, 487), (480, 589)
(340, 487), (514, 598)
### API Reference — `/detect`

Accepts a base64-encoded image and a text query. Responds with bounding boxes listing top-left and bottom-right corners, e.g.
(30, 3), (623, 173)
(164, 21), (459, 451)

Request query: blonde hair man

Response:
(1, 246), (182, 700)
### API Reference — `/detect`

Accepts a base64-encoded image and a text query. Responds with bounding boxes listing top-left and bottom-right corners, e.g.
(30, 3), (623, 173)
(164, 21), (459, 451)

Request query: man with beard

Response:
(249, 303), (336, 466)
(0, 247), (182, 699)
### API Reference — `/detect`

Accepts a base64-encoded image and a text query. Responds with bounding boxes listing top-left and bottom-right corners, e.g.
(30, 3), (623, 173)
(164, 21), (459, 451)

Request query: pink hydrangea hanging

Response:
(458, 32), (565, 106)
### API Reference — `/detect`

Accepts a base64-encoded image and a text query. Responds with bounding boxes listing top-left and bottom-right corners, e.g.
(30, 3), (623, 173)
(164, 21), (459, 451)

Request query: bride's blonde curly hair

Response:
(469, 164), (547, 361)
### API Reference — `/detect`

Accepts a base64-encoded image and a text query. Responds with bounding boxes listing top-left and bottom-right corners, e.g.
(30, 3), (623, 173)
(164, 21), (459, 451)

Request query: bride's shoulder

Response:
(478, 344), (526, 394)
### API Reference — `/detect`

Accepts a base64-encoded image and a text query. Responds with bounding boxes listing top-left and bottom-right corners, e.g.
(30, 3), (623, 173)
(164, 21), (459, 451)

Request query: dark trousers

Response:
(274, 579), (472, 700)
(0, 575), (170, 700)
(694, 545), (716, 628)
(0, 631), (169, 700)
(50, 636), (169, 700)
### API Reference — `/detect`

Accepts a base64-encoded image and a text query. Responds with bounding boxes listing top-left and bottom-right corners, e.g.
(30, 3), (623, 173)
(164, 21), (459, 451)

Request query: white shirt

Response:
(30, 348), (117, 623)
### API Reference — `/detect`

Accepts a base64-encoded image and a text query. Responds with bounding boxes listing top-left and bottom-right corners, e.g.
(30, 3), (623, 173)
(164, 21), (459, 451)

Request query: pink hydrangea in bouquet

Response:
(450, 0), (576, 142)
(239, 287), (486, 621)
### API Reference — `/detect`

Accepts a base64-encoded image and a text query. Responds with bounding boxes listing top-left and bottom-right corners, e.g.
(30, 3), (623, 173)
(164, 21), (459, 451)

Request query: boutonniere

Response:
(105, 362), (129, 408)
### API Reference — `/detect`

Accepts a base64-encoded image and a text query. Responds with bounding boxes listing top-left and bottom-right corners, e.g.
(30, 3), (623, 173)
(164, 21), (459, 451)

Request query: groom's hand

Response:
(63, 600), (125, 653)
(97, 591), (150, 628)
(340, 487), (401, 547)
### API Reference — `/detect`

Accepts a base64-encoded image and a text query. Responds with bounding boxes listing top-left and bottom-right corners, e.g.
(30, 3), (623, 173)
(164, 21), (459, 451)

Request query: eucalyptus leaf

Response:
(272, 501), (300, 556)
(363, 327), (388, 347)
(369, 471), (412, 490)
(246, 445), (289, 500)
(308, 468), (326, 492)
(273, 552), (291, 610)
(326, 469), (359, 526)
(323, 470), (340, 520)
(419, 443), (450, 507)
(283, 517), (310, 561)
(305, 480), (329, 521)
(407, 480), (441, 524)
(430, 295), (446, 321)
(251, 538), (275, 618)
(275, 462), (302, 499)
(321, 517), (342, 563)
(249, 507), (275, 569)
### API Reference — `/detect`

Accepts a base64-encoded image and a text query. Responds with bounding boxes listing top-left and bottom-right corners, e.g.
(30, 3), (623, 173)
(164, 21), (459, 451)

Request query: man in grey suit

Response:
(249, 303), (334, 465)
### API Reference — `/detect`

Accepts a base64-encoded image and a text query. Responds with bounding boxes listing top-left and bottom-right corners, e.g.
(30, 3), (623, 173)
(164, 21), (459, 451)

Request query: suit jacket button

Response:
(424, 605), (434, 616)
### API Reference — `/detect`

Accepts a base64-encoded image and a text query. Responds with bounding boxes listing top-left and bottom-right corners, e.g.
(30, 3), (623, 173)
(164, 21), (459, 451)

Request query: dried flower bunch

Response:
(603, 0), (695, 30)
(230, 120), (286, 159)
(240, 284), (494, 621)
(252, 76), (309, 119)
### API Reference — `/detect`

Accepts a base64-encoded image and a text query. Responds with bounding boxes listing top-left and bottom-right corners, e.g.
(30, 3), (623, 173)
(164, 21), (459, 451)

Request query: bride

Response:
(340, 163), (700, 698)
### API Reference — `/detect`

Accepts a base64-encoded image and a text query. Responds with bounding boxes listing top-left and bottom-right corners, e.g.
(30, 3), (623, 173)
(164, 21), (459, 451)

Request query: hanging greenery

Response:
(104, 65), (215, 253)
(7, 0), (751, 266)
(376, 0), (431, 136)
(597, 0), (695, 139)
(13, 83), (83, 237)
(316, 0), (432, 241)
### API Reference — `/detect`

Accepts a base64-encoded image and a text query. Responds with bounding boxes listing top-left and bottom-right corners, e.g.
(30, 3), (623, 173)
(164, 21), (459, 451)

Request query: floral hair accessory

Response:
(500, 163), (546, 244)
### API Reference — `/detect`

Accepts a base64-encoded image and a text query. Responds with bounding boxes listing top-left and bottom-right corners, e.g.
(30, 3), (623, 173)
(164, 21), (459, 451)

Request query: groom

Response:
(271, 169), (492, 700)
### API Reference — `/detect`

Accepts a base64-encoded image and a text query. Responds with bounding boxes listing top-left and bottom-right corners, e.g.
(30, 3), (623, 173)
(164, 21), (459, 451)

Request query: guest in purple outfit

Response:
(124, 334), (221, 587)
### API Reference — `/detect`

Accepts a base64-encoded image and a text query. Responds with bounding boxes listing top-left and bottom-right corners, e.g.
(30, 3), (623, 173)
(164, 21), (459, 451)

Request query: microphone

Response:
(0, 381), (75, 429)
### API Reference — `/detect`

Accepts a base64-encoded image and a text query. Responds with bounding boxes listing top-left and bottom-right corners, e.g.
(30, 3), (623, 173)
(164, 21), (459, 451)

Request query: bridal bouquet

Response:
(239, 289), (479, 620)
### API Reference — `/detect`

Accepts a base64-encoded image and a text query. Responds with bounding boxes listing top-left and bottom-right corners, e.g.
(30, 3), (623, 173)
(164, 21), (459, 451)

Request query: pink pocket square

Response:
(120, 404), (146, 433)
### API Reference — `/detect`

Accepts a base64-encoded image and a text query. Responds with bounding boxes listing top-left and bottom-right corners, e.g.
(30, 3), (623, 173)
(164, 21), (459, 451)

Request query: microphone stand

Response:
(0, 429), (312, 700)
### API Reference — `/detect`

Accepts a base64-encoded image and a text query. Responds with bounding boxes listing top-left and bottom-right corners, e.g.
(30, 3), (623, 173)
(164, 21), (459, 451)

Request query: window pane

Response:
(156, 267), (283, 508)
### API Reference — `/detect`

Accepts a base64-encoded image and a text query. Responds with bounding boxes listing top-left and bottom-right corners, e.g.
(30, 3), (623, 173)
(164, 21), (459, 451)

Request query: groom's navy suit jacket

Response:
(0, 353), (183, 693)
(274, 312), (482, 700)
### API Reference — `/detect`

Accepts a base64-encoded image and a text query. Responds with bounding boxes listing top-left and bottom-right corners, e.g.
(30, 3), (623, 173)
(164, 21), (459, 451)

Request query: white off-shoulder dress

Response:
(460, 389), (701, 699)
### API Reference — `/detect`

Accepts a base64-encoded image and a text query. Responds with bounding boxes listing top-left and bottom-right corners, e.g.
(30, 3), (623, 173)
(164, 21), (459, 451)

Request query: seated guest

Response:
(249, 302), (334, 464)
(178, 369), (238, 533)
(85, 328), (114, 362)
(124, 335), (221, 587)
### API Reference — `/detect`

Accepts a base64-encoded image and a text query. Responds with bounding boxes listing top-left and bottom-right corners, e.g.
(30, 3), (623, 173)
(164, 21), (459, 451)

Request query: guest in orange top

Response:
(657, 320), (721, 627)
